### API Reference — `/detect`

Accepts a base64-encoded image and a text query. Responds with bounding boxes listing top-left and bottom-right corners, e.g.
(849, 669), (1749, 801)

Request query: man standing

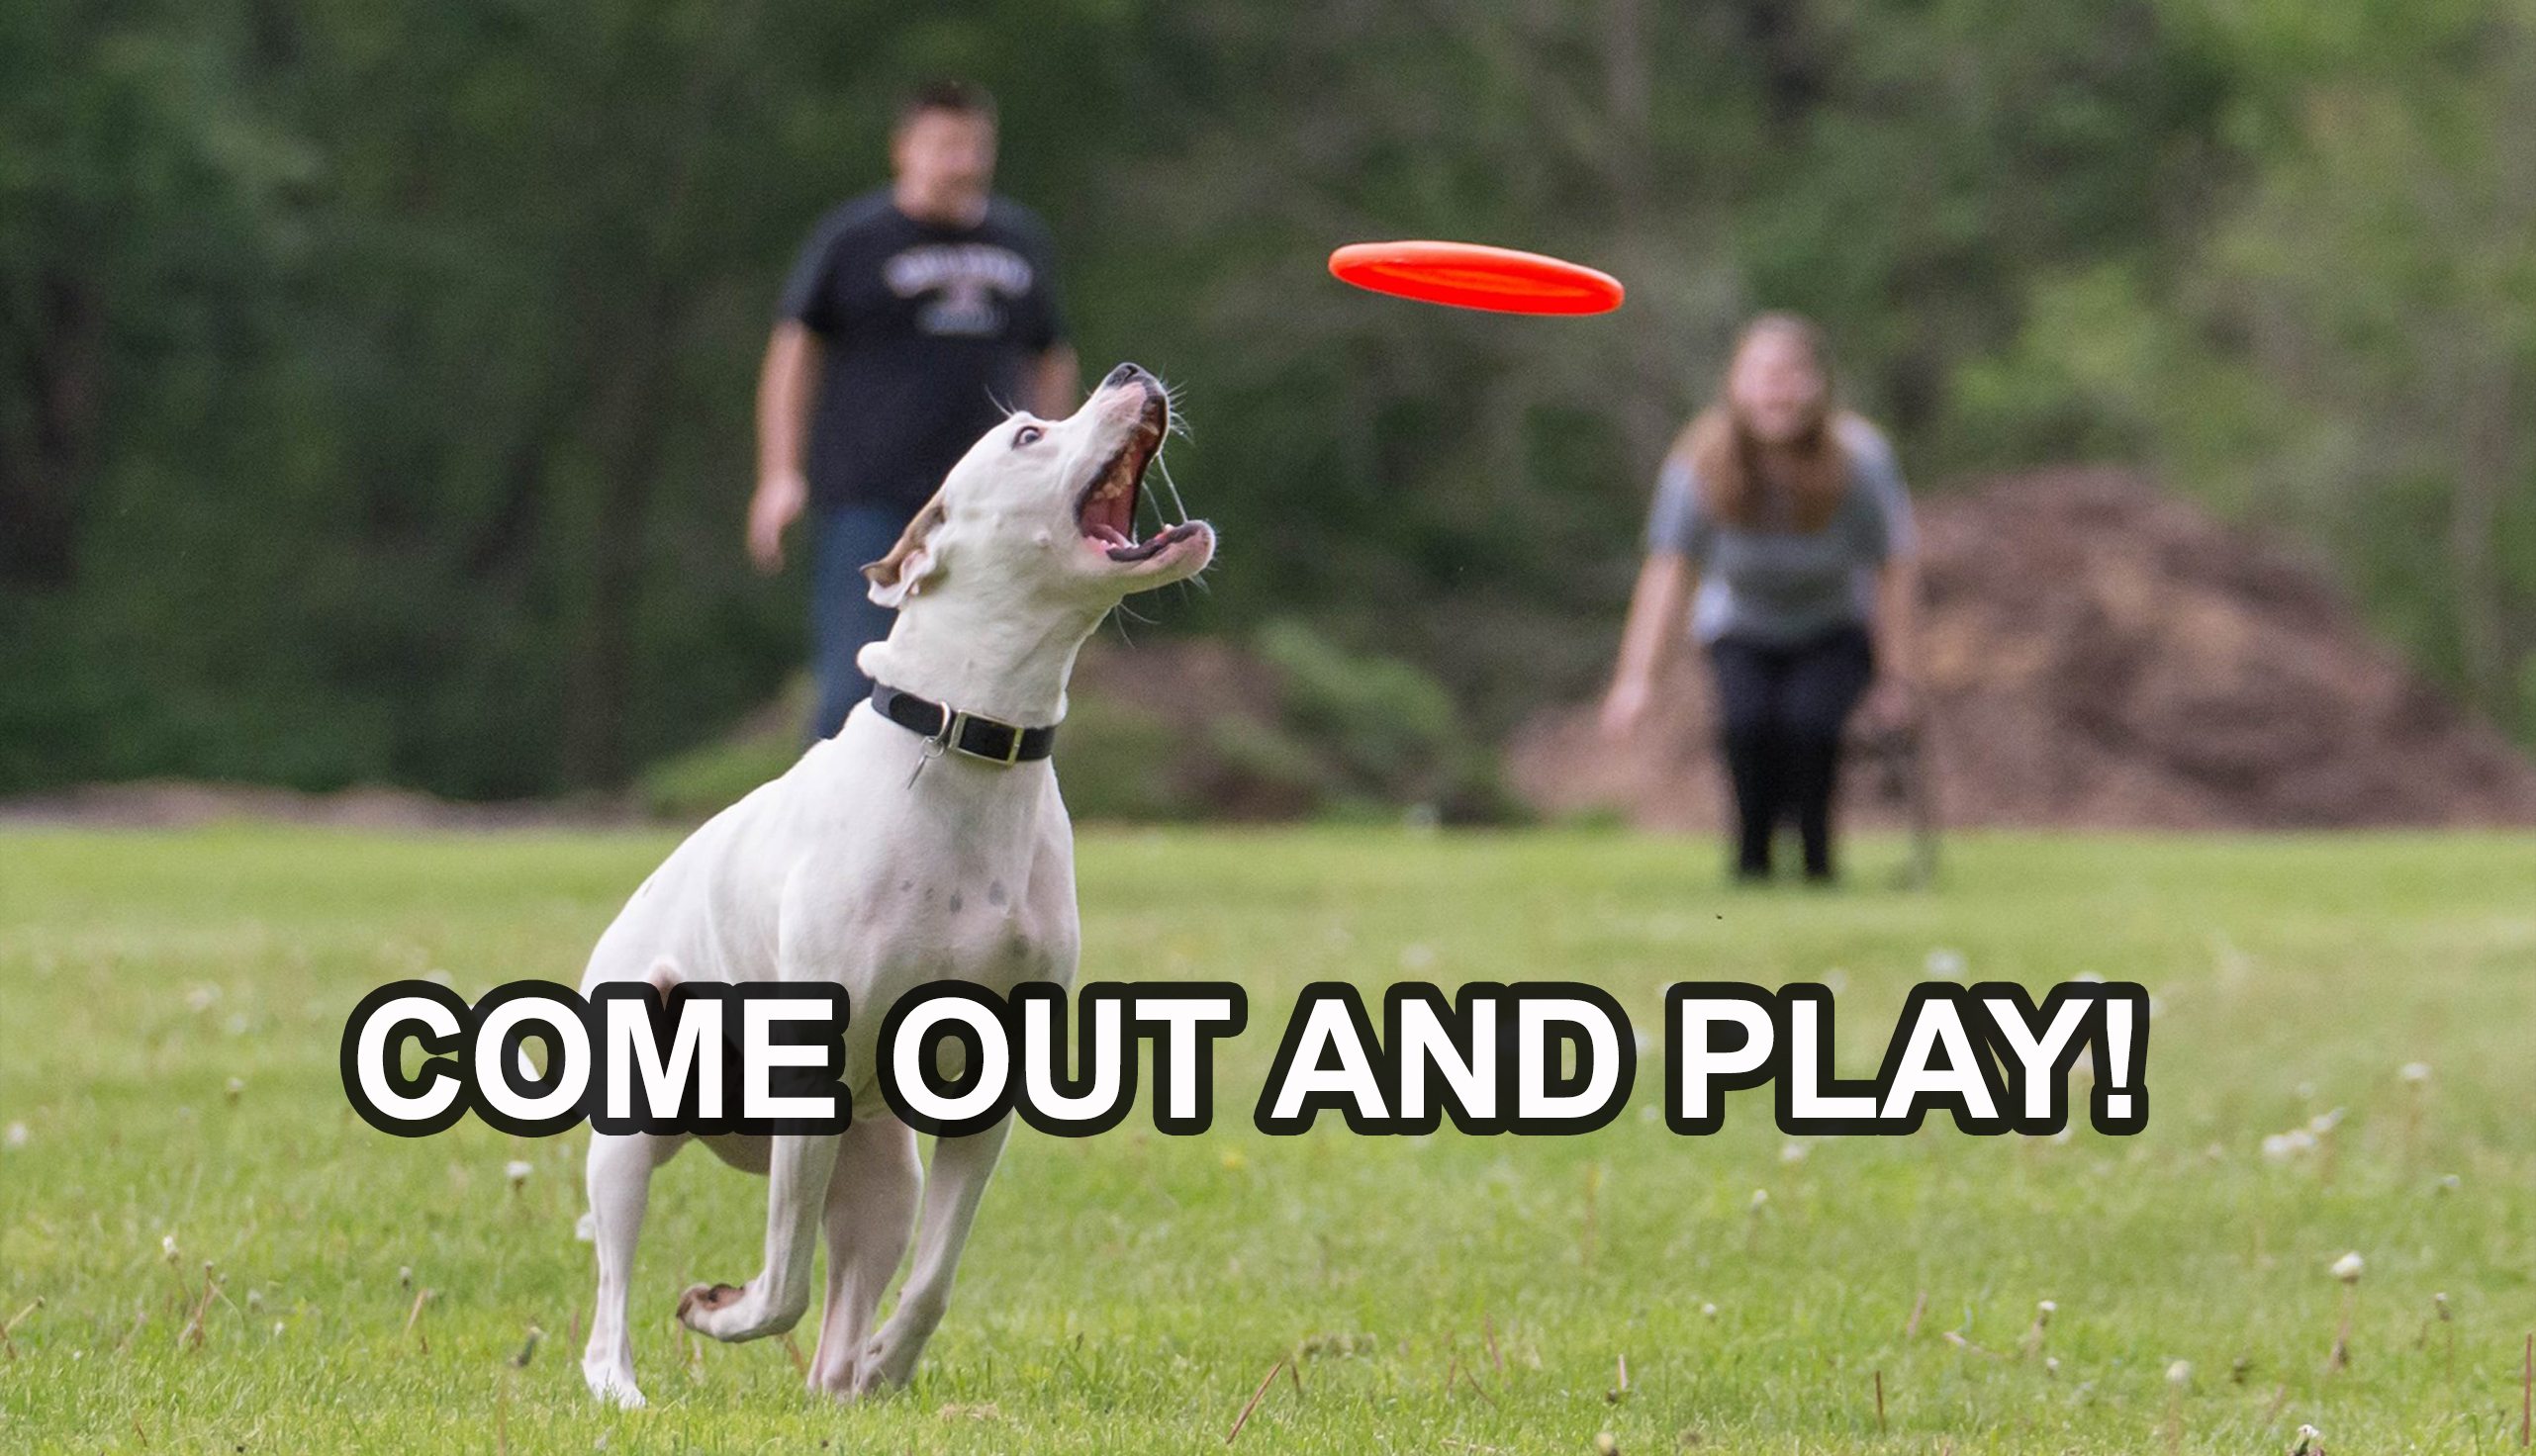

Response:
(749, 80), (1078, 741)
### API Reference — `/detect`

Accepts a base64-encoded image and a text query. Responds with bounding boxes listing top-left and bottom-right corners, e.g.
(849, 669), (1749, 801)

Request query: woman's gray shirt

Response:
(1644, 415), (1916, 646)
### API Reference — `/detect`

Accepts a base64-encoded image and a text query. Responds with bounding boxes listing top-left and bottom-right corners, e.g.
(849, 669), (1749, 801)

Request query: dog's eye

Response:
(1013, 425), (1044, 448)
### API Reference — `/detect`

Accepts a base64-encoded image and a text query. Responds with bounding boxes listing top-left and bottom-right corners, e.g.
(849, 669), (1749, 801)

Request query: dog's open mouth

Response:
(1076, 391), (1201, 564)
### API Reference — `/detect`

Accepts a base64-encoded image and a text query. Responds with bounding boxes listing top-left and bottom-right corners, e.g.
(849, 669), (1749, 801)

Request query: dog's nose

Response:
(1101, 362), (1154, 390)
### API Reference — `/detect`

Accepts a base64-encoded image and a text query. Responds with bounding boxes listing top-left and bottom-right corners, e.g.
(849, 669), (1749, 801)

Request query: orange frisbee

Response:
(1328, 239), (1624, 316)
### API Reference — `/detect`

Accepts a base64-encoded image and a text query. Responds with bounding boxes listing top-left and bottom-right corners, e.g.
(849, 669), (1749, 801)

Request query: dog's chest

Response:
(859, 855), (1069, 986)
(786, 768), (1079, 992)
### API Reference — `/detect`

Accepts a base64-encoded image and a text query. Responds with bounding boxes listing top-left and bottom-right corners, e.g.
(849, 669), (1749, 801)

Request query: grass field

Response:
(4, 826), (2536, 1453)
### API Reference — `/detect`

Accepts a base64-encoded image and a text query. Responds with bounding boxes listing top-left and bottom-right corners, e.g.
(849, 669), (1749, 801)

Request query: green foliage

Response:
(631, 690), (807, 825)
(1252, 619), (1509, 820)
(1992, 0), (2536, 733)
(633, 625), (1512, 825)
(1036, 693), (1208, 823)
(5, 0), (2532, 800)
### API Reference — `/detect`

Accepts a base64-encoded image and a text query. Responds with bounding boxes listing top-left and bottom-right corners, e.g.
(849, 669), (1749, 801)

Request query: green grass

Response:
(5, 826), (2536, 1453)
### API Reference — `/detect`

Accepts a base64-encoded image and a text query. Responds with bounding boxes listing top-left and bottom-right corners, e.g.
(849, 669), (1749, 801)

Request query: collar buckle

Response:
(942, 709), (1026, 766)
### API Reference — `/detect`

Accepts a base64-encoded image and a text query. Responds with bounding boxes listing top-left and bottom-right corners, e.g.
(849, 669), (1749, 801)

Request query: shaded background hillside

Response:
(6, 0), (2535, 804)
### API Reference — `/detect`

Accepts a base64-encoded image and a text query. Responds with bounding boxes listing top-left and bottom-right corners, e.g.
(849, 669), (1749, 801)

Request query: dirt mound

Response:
(1510, 469), (2536, 830)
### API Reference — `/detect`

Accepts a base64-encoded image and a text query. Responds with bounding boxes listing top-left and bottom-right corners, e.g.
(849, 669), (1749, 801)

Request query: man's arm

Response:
(749, 321), (823, 573)
(1030, 343), (1079, 419)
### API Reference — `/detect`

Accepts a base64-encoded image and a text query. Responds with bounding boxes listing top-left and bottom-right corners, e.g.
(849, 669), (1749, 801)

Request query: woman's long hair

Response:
(1669, 313), (1851, 532)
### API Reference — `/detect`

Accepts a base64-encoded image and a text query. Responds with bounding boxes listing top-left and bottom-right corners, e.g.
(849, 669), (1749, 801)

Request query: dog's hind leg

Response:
(677, 1131), (840, 1343)
(582, 1130), (682, 1406)
(807, 1111), (923, 1397)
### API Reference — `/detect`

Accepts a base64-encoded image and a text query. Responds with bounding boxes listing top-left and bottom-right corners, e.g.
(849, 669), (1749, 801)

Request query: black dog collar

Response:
(869, 683), (1057, 767)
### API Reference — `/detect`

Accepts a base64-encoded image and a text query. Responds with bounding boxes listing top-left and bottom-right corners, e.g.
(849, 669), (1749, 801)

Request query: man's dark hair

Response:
(895, 79), (997, 131)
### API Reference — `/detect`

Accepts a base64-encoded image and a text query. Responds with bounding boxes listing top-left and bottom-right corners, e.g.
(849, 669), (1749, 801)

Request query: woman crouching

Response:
(1599, 314), (1921, 883)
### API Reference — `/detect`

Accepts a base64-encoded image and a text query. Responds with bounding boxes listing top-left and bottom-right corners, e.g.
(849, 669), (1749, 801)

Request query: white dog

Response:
(576, 363), (1211, 1407)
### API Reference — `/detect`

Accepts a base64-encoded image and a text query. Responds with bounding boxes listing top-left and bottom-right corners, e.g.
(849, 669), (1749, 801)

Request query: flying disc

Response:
(1328, 239), (1624, 316)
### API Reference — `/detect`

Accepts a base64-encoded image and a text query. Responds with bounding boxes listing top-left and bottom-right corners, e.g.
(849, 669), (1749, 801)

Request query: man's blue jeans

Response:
(807, 503), (913, 743)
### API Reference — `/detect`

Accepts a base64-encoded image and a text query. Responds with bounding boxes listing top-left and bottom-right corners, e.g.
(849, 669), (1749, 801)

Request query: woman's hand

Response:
(1599, 674), (1652, 739)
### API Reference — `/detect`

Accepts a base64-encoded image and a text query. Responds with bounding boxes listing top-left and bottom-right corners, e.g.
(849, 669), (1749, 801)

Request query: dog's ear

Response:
(862, 495), (948, 607)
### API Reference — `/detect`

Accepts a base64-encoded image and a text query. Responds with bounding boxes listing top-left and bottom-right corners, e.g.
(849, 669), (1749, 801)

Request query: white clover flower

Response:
(2165, 1359), (2192, 1385)
(185, 984), (222, 1013)
(2399, 1062), (2432, 1085)
(2043, 1355), (2060, 1375)
(1779, 1141), (1810, 1165)
(2036, 1299), (2057, 1319)
(1398, 944), (1437, 972)
(2308, 1108), (2346, 1136)
(505, 1159), (534, 1190)
(1747, 1188), (1769, 1212)
(2330, 1250), (2364, 1283)
(2439, 1173), (2463, 1192)
(225, 1077), (244, 1103)
(1924, 949), (1966, 979)
(2, 1122), (27, 1149)
(1700, 1302), (1719, 1319)
(161, 1233), (179, 1262)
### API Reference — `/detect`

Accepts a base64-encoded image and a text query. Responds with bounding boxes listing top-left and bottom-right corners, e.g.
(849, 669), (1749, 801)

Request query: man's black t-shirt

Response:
(779, 189), (1065, 515)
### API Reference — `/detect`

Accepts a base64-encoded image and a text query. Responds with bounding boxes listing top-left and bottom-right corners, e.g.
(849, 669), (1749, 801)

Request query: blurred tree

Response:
(2193, 0), (2536, 731)
(4, 0), (2522, 799)
(1967, 0), (2536, 733)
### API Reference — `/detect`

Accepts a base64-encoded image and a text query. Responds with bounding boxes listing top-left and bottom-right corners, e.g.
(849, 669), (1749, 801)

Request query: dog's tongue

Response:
(1087, 524), (1133, 549)
(1105, 522), (1198, 562)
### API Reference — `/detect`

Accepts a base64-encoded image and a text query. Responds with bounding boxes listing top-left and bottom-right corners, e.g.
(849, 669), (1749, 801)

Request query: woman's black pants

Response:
(1706, 624), (1875, 880)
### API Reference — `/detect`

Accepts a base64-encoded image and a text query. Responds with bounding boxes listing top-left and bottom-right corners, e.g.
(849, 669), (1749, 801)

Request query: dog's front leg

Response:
(677, 1132), (839, 1342)
(808, 1111), (923, 1396)
(855, 1114), (1013, 1393)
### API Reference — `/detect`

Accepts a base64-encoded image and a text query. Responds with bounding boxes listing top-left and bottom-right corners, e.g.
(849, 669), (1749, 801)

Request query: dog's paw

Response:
(854, 1329), (924, 1396)
(583, 1364), (647, 1409)
(678, 1280), (804, 1342)
(675, 1282), (747, 1325)
(806, 1358), (862, 1401)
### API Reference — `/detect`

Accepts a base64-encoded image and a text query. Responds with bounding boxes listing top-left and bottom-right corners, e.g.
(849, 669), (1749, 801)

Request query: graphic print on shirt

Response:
(885, 242), (1037, 337)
